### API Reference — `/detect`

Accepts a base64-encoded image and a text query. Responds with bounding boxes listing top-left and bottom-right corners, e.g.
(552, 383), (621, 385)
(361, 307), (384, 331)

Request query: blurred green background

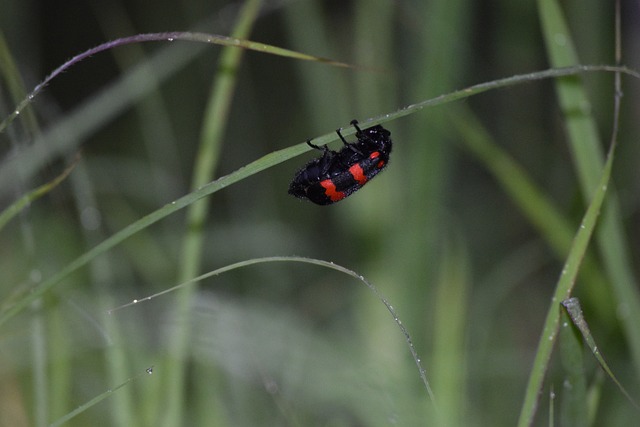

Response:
(1, 0), (639, 425)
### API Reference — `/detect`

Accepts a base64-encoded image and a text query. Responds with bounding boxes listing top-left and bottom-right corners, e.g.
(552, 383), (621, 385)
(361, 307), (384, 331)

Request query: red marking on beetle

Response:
(368, 151), (385, 169)
(349, 163), (368, 184)
(320, 179), (346, 201)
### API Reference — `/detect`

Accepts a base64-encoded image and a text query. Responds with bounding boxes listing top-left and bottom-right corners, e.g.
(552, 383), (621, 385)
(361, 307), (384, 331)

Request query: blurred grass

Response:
(1, 0), (639, 426)
(539, 0), (640, 382)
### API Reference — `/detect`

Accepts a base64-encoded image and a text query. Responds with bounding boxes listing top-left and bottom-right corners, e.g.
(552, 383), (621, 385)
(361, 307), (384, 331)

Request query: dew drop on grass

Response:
(30, 269), (42, 283)
(554, 33), (567, 46)
(81, 206), (101, 230)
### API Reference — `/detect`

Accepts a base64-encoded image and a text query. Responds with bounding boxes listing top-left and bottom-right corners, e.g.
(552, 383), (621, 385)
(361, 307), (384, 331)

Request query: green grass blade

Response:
(0, 62), (633, 201)
(431, 236), (470, 426)
(0, 32), (352, 135)
(48, 371), (149, 427)
(0, 30), (354, 194)
(0, 155), (79, 232)
(282, 1), (350, 126)
(558, 305), (588, 427)
(517, 137), (616, 427)
(562, 298), (640, 411)
(453, 106), (613, 321)
(538, 0), (640, 381)
(161, 1), (262, 425)
(108, 256), (434, 403)
(0, 142), (302, 327)
(1, 65), (634, 329)
(0, 30), (40, 135)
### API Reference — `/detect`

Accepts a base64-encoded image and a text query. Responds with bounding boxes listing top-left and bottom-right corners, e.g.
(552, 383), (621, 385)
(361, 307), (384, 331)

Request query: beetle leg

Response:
(336, 127), (350, 146)
(306, 139), (328, 152)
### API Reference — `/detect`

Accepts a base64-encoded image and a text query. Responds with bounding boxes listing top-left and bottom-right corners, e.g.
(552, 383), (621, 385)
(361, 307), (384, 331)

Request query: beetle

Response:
(288, 120), (392, 205)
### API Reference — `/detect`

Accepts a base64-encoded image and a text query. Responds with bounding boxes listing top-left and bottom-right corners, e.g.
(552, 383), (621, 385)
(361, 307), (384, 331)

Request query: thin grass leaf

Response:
(0, 41), (204, 197)
(517, 127), (616, 427)
(162, 1), (262, 425)
(586, 372), (604, 425)
(283, 1), (350, 126)
(452, 106), (613, 321)
(0, 61), (634, 201)
(48, 370), (150, 427)
(0, 65), (635, 328)
(562, 297), (640, 411)
(68, 160), (139, 425)
(538, 0), (640, 380)
(431, 236), (470, 426)
(0, 32), (352, 134)
(0, 31), (40, 135)
(559, 305), (588, 427)
(0, 132), (310, 325)
(0, 154), (79, 231)
(108, 256), (435, 403)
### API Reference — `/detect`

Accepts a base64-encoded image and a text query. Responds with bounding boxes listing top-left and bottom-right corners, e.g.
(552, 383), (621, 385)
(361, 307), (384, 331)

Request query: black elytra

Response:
(288, 120), (392, 205)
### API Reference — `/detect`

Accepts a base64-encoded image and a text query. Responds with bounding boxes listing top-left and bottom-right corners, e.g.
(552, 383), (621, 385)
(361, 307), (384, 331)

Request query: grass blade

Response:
(0, 32), (352, 134)
(517, 123), (616, 427)
(0, 154), (79, 232)
(562, 298), (640, 411)
(48, 370), (150, 427)
(108, 256), (435, 403)
(558, 304), (588, 427)
(1, 65), (634, 328)
(161, 1), (262, 425)
(538, 0), (640, 381)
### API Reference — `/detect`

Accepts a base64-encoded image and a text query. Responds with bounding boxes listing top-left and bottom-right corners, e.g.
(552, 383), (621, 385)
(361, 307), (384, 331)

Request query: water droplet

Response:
(29, 269), (42, 283)
(81, 206), (101, 230)
(554, 34), (567, 46)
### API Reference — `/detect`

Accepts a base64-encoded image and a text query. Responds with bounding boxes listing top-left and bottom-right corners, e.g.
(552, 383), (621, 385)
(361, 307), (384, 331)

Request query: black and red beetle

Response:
(288, 120), (392, 205)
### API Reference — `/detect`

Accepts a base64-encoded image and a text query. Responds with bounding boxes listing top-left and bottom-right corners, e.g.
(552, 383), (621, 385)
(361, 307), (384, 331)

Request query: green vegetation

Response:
(1, 0), (638, 425)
